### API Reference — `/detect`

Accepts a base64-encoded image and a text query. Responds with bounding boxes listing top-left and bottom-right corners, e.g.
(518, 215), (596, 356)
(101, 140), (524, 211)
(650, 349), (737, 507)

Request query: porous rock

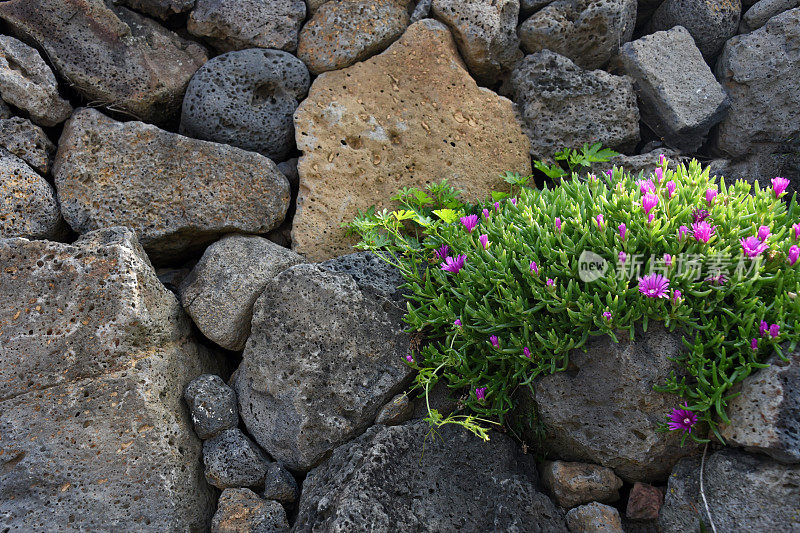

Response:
(0, 150), (63, 240)
(595, 149), (689, 178)
(625, 482), (663, 521)
(565, 502), (623, 533)
(0, 227), (218, 531)
(508, 50), (640, 162)
(292, 19), (532, 261)
(54, 108), (290, 262)
(262, 462), (300, 504)
(297, 0), (410, 75)
(740, 0), (799, 32)
(235, 252), (414, 471)
(0, 0), (207, 124)
(375, 393), (414, 425)
(648, 0), (741, 58)
(295, 420), (568, 531)
(410, 0), (433, 22)
(306, 0), (329, 14)
(522, 0), (554, 15)
(0, 117), (56, 175)
(519, 0), (637, 70)
(113, 0), (196, 20)
(184, 374), (239, 440)
(203, 429), (271, 489)
(707, 153), (799, 196)
(541, 461), (623, 509)
(180, 49), (310, 161)
(212, 488), (290, 533)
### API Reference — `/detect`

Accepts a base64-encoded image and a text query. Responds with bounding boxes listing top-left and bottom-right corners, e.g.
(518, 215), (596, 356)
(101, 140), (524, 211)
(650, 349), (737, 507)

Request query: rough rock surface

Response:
(519, 0), (637, 69)
(0, 228), (217, 531)
(0, 150), (62, 240)
(0, 35), (72, 127)
(565, 502), (623, 533)
(0, 0), (208, 124)
(295, 420), (568, 531)
(235, 253), (414, 471)
(718, 352), (800, 463)
(626, 482), (663, 521)
(375, 393), (414, 425)
(188, 0), (306, 52)
(619, 27), (729, 152)
(113, 0), (196, 20)
(707, 153), (799, 196)
(410, 0), (433, 22)
(292, 19), (532, 261)
(297, 0), (410, 75)
(740, 0), (799, 32)
(180, 235), (303, 351)
(203, 429), (272, 489)
(522, 0), (554, 14)
(659, 448), (800, 532)
(530, 324), (699, 482)
(180, 49), (310, 161)
(184, 374), (239, 440)
(212, 488), (290, 533)
(596, 149), (689, 177)
(541, 461), (623, 509)
(508, 50), (640, 162)
(262, 462), (299, 504)
(0, 117), (56, 175)
(648, 0), (741, 58)
(54, 108), (290, 262)
(714, 8), (800, 158)
(431, 0), (523, 84)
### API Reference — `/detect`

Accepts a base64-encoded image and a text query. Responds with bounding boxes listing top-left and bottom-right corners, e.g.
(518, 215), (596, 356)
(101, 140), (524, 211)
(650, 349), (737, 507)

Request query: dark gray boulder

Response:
(648, 0), (740, 58)
(261, 462), (299, 504)
(740, 0), (799, 32)
(184, 374), (240, 440)
(203, 429), (272, 489)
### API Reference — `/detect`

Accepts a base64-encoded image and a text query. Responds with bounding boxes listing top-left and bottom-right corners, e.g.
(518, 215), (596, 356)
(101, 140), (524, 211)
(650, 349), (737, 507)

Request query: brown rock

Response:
(0, 150), (63, 240)
(211, 488), (289, 533)
(625, 482), (664, 521)
(375, 393), (414, 425)
(566, 502), (623, 532)
(292, 19), (532, 261)
(541, 461), (623, 509)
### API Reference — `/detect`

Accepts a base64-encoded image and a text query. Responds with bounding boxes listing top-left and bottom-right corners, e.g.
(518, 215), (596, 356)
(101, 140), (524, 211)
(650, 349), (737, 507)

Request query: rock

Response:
(718, 352), (800, 463)
(235, 253), (414, 471)
(306, 0), (329, 15)
(277, 158), (300, 191)
(184, 374), (239, 440)
(636, 0), (664, 25)
(519, 0), (637, 70)
(648, 0), (741, 58)
(707, 152), (799, 196)
(203, 429), (272, 489)
(410, 0), (433, 22)
(0, 0), (207, 124)
(411, 379), (461, 419)
(626, 482), (663, 521)
(180, 235), (303, 351)
(0, 150), (63, 240)
(375, 393), (414, 425)
(0, 117), (55, 175)
(529, 324), (699, 482)
(298, 0), (410, 75)
(0, 227), (218, 530)
(522, 0), (554, 15)
(595, 149), (689, 178)
(54, 108), (290, 262)
(180, 49), (310, 162)
(0, 100), (11, 119)
(740, 0), (799, 32)
(508, 50), (640, 162)
(659, 448), (800, 532)
(714, 8), (800, 158)
(113, 0), (196, 20)
(212, 488), (290, 533)
(188, 0), (306, 52)
(541, 461), (623, 509)
(0, 35), (71, 127)
(292, 19), (532, 261)
(565, 502), (623, 533)
(262, 462), (300, 504)
(295, 420), (568, 531)
(619, 26), (729, 152)
(431, 0), (522, 84)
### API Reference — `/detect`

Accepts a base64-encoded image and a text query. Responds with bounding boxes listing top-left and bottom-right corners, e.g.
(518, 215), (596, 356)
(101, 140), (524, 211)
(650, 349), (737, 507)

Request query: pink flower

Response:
(668, 404), (698, 433)
(618, 223), (626, 241)
(639, 273), (670, 298)
(655, 167), (663, 183)
(530, 261), (539, 275)
(658, 154), (666, 165)
(454, 319), (462, 327)
(493, 202), (500, 212)
(619, 251), (627, 264)
(664, 253), (672, 266)
(482, 208), (490, 219)
(605, 169), (613, 177)
(758, 225), (771, 241)
(759, 320), (769, 337)
(547, 278), (555, 287)
(405, 355), (414, 363)
(706, 188), (718, 205)
(460, 214), (478, 233)
(672, 289), (682, 304)
(692, 208), (711, 223)
(666, 180), (676, 198)
(596, 214), (604, 229)
(692, 221), (716, 243)
(489, 335), (499, 348)
(678, 225), (689, 240)
(642, 193), (659, 215)
(648, 213), (654, 225)
(740, 236), (769, 258)
(793, 223), (800, 241)
(770, 324), (781, 338)
(789, 245), (800, 265)
(602, 311), (612, 320)
(440, 254), (467, 273)
(637, 179), (655, 194)
(751, 338), (758, 351)
(475, 387), (487, 401)
(479, 234), (489, 249)
(772, 177), (790, 198)
(434, 244), (450, 260)
(555, 217), (562, 231)
(523, 347), (531, 358)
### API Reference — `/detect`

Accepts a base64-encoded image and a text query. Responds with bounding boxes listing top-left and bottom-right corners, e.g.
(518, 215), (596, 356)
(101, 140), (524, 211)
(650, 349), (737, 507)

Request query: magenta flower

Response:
(772, 177), (790, 198)
(618, 223), (626, 241)
(692, 221), (716, 243)
(602, 311), (612, 320)
(664, 253), (672, 267)
(510, 197), (517, 206)
(405, 355), (414, 363)
(759, 320), (769, 337)
(482, 208), (490, 219)
(793, 223), (800, 241)
(595, 214), (604, 229)
(454, 319), (462, 327)
(678, 225), (689, 240)
(619, 251), (627, 264)
(479, 234), (489, 249)
(434, 244), (450, 260)
(758, 225), (771, 241)
(489, 335), (499, 348)
(740, 236), (769, 258)
(692, 208), (711, 223)
(648, 213), (654, 225)
(666, 180), (676, 198)
(639, 273), (670, 298)
(655, 167), (663, 183)
(605, 169), (613, 177)
(493, 201), (500, 211)
(706, 188), (718, 205)
(523, 347), (531, 358)
(547, 278), (555, 287)
(659, 154), (666, 165)
(637, 179), (655, 194)
(751, 338), (758, 351)
(555, 217), (562, 231)
(788, 245), (799, 265)
(440, 254), (466, 273)
(530, 261), (539, 275)
(705, 273), (727, 286)
(667, 404), (698, 433)
(460, 214), (478, 233)
(475, 387), (487, 401)
(672, 289), (682, 304)
(770, 324), (780, 338)
(642, 193), (659, 215)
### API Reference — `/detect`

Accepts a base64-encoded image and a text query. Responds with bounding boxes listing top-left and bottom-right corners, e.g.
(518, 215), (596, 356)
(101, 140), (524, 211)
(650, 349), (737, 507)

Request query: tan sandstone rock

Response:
(292, 19), (532, 261)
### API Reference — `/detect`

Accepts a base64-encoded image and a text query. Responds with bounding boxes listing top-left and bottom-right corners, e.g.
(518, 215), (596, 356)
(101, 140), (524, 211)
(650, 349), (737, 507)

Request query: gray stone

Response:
(0, 0), (208, 124)
(519, 0), (637, 70)
(649, 0), (741, 58)
(522, 0), (554, 15)
(659, 448), (800, 532)
(112, 0), (196, 20)
(203, 429), (272, 489)
(565, 502), (623, 533)
(410, 0), (433, 22)
(740, 0), (799, 32)
(595, 149), (689, 178)
(619, 26), (729, 152)
(295, 420), (568, 531)
(297, 0), (410, 75)
(0, 100), (11, 119)
(212, 488), (290, 533)
(181, 49), (309, 162)
(277, 158), (299, 191)
(188, 0), (306, 52)
(718, 352), (800, 463)
(180, 234), (304, 350)
(714, 8), (800, 158)
(0, 227), (218, 531)
(235, 252), (413, 471)
(375, 393), (414, 425)
(0, 150), (63, 240)
(54, 108), (290, 262)
(431, 0), (522, 84)
(529, 324), (700, 482)
(0, 35), (71, 127)
(541, 461), (623, 509)
(306, 0), (329, 15)
(184, 374), (239, 440)
(0, 117), (55, 175)
(508, 50), (640, 161)
(262, 462), (299, 504)
(707, 152), (799, 197)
